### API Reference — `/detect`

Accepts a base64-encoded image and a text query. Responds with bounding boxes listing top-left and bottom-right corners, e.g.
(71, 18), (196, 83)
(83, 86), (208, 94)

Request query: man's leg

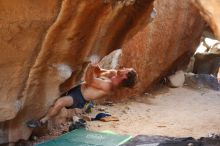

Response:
(40, 96), (74, 124)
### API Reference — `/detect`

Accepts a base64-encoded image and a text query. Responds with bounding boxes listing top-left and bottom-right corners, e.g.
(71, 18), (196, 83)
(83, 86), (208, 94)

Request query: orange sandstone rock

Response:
(0, 0), (154, 143)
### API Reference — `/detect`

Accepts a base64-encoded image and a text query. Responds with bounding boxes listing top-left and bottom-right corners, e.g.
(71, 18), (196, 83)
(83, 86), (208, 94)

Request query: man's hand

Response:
(84, 63), (102, 85)
(89, 54), (100, 65)
(89, 54), (103, 76)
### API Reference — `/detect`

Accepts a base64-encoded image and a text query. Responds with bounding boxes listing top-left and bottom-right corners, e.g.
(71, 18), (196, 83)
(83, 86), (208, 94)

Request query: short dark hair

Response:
(121, 70), (137, 88)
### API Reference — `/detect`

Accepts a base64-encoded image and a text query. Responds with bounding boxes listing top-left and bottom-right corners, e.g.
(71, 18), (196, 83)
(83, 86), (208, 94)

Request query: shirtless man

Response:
(27, 63), (137, 127)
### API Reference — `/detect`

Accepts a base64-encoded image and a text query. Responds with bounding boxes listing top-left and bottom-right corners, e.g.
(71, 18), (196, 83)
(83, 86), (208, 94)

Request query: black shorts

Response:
(64, 85), (87, 109)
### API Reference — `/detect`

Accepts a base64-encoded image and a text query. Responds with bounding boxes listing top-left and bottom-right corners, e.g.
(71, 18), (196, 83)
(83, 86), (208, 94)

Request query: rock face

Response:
(115, 0), (205, 98)
(0, 0), (61, 143)
(192, 0), (220, 40)
(0, 0), (206, 144)
(0, 0), (154, 144)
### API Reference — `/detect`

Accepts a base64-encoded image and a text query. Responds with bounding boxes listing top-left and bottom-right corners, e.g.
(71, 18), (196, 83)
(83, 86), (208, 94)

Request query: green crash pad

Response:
(36, 129), (132, 146)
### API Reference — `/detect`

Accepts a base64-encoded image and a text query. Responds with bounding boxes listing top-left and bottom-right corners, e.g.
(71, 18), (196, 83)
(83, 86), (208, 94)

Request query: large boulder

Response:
(0, 0), (154, 143)
(192, 0), (220, 40)
(114, 0), (205, 99)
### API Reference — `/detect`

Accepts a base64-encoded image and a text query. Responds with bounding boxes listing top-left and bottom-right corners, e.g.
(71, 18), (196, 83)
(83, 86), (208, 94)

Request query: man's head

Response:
(111, 68), (137, 88)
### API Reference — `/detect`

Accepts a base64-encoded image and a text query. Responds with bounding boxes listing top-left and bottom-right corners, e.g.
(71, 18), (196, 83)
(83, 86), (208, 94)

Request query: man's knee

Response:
(54, 98), (66, 108)
(54, 96), (73, 108)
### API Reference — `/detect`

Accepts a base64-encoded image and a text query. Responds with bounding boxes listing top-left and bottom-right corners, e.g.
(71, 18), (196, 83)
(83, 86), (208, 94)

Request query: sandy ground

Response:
(30, 86), (220, 145)
(86, 86), (220, 138)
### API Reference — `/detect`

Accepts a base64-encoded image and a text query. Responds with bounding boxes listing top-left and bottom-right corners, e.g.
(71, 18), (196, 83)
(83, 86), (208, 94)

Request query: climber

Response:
(26, 62), (137, 128)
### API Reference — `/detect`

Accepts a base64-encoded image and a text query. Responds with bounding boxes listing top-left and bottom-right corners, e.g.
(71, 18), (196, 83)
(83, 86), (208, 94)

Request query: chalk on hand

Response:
(89, 54), (100, 64)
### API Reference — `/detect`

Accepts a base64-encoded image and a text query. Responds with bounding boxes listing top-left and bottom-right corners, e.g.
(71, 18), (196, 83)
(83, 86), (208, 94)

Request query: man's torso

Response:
(81, 82), (110, 101)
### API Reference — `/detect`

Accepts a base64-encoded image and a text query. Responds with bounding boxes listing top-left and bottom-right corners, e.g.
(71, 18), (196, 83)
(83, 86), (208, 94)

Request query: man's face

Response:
(111, 68), (134, 86)
(117, 68), (133, 78)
